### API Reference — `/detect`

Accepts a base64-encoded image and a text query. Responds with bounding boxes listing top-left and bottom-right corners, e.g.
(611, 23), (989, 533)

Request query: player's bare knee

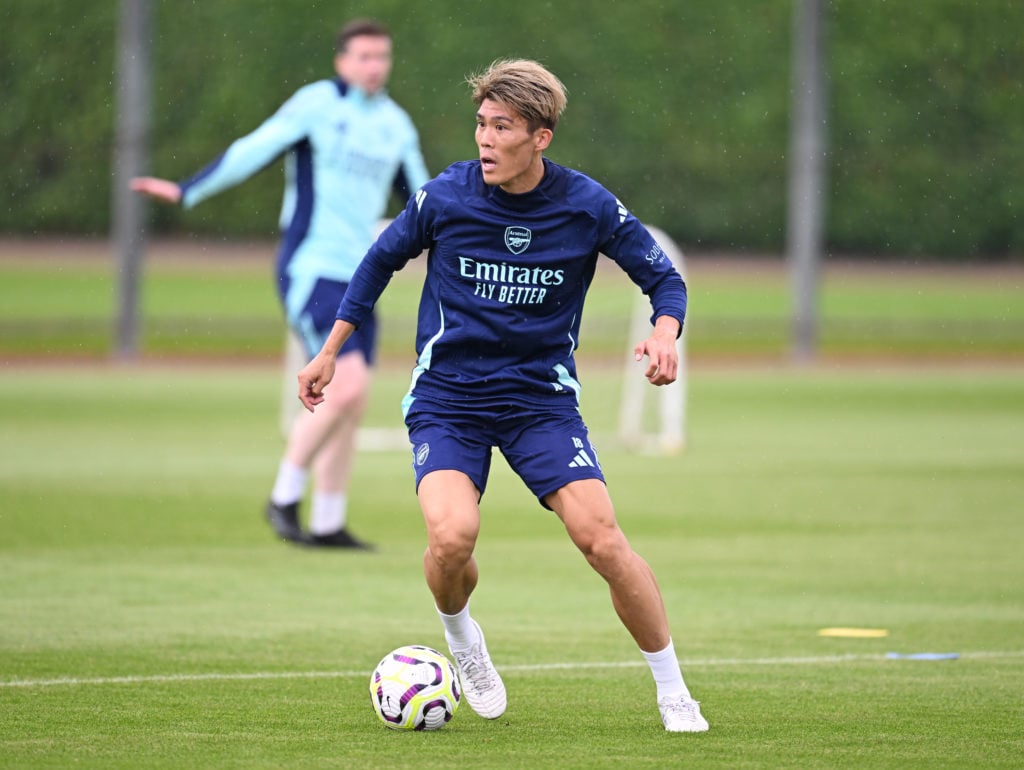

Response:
(426, 539), (473, 576)
(426, 523), (476, 571)
(575, 527), (630, 576)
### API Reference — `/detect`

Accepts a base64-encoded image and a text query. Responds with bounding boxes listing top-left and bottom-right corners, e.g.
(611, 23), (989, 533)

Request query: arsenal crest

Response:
(504, 226), (532, 255)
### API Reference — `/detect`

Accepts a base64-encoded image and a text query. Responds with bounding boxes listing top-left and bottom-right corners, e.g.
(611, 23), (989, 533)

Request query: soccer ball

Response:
(369, 645), (461, 730)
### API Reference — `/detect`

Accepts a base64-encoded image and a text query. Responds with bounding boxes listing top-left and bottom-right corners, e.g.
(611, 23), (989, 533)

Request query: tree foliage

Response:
(1, 0), (1020, 258)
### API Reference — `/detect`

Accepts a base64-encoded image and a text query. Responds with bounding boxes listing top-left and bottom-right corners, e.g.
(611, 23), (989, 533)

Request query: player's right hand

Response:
(297, 355), (336, 412)
(130, 177), (182, 204)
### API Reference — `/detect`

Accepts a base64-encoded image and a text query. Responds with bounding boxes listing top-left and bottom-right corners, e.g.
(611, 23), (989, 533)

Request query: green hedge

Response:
(2, 0), (1021, 258)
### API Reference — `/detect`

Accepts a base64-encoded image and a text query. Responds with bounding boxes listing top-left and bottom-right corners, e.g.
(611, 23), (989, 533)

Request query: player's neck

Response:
(499, 156), (546, 195)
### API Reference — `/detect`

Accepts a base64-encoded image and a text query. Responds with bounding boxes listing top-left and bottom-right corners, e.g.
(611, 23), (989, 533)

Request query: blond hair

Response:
(467, 59), (567, 132)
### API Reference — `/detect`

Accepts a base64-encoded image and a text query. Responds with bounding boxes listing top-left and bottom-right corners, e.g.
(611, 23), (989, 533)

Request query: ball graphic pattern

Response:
(369, 645), (461, 730)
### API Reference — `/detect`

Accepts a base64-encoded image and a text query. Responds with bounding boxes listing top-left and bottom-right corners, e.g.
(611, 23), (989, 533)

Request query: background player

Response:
(132, 19), (430, 549)
(296, 59), (709, 731)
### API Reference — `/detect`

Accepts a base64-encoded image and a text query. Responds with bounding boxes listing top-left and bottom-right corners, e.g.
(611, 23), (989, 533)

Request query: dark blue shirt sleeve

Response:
(598, 198), (687, 335)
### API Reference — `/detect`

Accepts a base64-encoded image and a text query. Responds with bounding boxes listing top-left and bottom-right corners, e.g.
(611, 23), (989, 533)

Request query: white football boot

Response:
(449, 620), (507, 719)
(658, 694), (709, 732)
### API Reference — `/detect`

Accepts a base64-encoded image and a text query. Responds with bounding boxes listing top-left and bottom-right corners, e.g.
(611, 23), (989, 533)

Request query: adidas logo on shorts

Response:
(568, 449), (595, 468)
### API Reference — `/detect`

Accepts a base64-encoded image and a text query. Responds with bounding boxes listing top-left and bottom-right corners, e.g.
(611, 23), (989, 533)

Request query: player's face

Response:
(335, 34), (392, 94)
(475, 98), (552, 194)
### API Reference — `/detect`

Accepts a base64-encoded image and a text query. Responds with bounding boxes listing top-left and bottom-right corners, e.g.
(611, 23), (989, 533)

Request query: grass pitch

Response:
(1, 240), (1022, 766)
(1, 362), (1022, 768)
(1, 238), (1022, 361)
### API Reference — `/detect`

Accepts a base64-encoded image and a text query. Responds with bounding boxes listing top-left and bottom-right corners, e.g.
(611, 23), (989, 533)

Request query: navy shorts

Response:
(404, 399), (605, 508)
(287, 278), (377, 364)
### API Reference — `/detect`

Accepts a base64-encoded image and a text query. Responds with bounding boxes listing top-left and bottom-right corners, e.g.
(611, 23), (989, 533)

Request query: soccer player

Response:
(132, 19), (430, 549)
(297, 59), (708, 732)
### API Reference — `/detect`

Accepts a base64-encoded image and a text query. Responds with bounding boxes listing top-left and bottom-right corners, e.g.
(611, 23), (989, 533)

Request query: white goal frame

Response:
(616, 225), (687, 454)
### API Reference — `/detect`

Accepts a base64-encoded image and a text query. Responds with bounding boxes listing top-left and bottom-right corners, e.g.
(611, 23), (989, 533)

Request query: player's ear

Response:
(533, 127), (553, 152)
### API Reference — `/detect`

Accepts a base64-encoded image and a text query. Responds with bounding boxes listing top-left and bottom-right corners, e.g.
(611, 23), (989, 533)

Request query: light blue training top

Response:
(178, 78), (430, 319)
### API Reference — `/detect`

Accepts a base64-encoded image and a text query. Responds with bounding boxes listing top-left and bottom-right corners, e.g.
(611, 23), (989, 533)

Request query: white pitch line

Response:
(3, 650), (1022, 690)
(0, 670), (365, 689)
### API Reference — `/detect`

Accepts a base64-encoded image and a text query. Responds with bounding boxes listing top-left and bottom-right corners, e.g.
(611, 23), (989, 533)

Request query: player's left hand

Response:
(634, 317), (680, 386)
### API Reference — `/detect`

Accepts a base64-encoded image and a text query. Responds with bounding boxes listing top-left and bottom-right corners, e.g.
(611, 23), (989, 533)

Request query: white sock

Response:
(270, 460), (308, 506)
(309, 492), (346, 535)
(642, 638), (691, 700)
(437, 603), (481, 651)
